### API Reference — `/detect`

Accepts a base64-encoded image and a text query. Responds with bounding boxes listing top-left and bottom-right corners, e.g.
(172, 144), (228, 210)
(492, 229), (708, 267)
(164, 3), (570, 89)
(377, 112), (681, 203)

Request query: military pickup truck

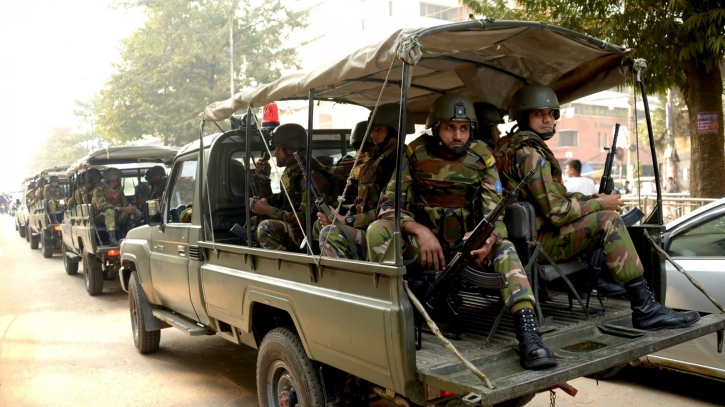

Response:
(26, 165), (71, 257)
(119, 21), (725, 407)
(60, 146), (178, 296)
(16, 177), (34, 240)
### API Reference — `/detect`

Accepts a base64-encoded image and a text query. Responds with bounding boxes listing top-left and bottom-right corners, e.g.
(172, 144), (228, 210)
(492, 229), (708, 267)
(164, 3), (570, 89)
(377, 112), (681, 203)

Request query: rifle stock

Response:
(598, 123), (620, 194)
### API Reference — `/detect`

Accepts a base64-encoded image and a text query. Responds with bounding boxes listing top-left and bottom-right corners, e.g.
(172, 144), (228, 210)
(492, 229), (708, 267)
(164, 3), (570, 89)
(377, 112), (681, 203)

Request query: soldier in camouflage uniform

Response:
(34, 178), (47, 203)
(253, 123), (337, 251)
(318, 104), (415, 260)
(83, 168), (102, 205)
(145, 166), (168, 200)
(25, 181), (36, 206)
(92, 167), (142, 245)
(134, 182), (154, 225)
(43, 175), (67, 223)
(331, 121), (375, 204)
(366, 94), (557, 369)
(67, 171), (85, 210)
(473, 102), (504, 147)
(496, 84), (699, 331)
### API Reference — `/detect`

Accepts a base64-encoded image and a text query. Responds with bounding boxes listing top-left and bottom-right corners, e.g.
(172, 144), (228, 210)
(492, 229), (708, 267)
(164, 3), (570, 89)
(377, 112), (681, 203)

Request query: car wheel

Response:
(257, 327), (324, 407)
(42, 231), (54, 258)
(128, 271), (160, 354)
(19, 224), (26, 238)
(25, 224), (30, 242)
(30, 231), (40, 250)
(84, 253), (103, 296)
(62, 242), (78, 275)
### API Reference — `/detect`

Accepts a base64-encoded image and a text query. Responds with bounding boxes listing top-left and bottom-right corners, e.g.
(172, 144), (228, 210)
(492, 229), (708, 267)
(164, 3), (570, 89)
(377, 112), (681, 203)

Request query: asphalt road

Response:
(0, 215), (722, 407)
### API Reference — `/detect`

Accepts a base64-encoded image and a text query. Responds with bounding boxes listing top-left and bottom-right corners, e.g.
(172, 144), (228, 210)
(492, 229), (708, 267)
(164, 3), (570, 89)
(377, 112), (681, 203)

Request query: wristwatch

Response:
(345, 214), (355, 226)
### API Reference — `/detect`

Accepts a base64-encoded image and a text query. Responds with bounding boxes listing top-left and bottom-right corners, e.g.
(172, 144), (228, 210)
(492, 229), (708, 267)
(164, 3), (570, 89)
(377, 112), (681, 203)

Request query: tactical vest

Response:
(497, 130), (563, 179)
(44, 185), (63, 200)
(101, 182), (123, 206)
(357, 141), (396, 212)
(408, 136), (490, 248)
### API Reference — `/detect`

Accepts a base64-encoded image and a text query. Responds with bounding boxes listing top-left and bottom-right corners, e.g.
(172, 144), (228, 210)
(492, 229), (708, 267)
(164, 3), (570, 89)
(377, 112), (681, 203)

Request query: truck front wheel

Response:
(42, 231), (54, 258)
(128, 271), (160, 354)
(19, 224), (26, 238)
(25, 224), (30, 242)
(30, 231), (40, 250)
(62, 242), (79, 275)
(84, 253), (103, 296)
(257, 327), (324, 407)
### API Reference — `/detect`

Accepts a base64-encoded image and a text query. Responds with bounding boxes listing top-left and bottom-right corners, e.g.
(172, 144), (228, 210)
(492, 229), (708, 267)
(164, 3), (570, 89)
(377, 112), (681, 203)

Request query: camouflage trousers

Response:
(539, 210), (643, 284)
(319, 224), (368, 260)
(257, 218), (325, 251)
(94, 208), (142, 231)
(367, 220), (535, 310)
(47, 199), (61, 213)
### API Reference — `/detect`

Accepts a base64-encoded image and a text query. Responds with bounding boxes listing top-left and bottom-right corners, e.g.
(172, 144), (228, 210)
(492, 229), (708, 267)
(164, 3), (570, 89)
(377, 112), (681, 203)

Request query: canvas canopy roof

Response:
(203, 20), (636, 123)
(23, 165), (72, 183)
(67, 146), (179, 175)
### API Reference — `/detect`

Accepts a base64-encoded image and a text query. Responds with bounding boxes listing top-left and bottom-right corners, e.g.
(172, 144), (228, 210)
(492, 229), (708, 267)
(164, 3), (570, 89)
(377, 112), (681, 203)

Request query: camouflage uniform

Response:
(495, 131), (643, 284)
(331, 151), (371, 204)
(151, 176), (168, 200)
(257, 157), (337, 251)
(319, 138), (398, 260)
(180, 202), (192, 223)
(92, 182), (142, 231)
(366, 135), (535, 310)
(43, 183), (65, 213)
(25, 187), (36, 206)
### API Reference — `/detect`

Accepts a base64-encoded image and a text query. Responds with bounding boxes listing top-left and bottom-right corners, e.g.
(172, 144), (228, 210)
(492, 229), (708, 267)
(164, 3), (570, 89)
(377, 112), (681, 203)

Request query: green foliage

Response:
(29, 126), (93, 173)
(96, 0), (308, 146)
(462, 0), (725, 93)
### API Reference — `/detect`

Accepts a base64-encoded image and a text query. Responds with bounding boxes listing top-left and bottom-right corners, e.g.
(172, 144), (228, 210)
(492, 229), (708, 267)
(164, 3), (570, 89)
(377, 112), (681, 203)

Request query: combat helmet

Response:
(49, 175), (60, 183)
(425, 94), (478, 129)
(369, 103), (416, 135)
(508, 84), (560, 123)
(350, 121), (374, 149)
(103, 167), (123, 182)
(151, 165), (166, 178)
(135, 182), (153, 198)
(86, 168), (101, 183)
(272, 123), (307, 149)
(474, 102), (504, 127)
(37, 177), (48, 187)
(28, 181), (36, 189)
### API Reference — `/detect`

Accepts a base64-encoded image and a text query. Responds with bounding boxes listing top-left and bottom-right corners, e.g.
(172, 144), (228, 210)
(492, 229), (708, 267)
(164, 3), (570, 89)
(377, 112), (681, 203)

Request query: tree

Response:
(463, 0), (725, 197)
(29, 126), (93, 173)
(96, 0), (308, 145)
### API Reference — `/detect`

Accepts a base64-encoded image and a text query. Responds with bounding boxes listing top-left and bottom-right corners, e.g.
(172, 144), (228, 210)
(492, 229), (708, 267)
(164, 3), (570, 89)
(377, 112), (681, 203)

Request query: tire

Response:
(15, 223), (18, 231)
(588, 363), (627, 380)
(62, 242), (79, 275)
(42, 231), (54, 258)
(25, 224), (30, 242)
(30, 232), (40, 250)
(19, 224), (26, 238)
(84, 253), (104, 296)
(494, 393), (535, 407)
(257, 327), (324, 407)
(128, 271), (160, 354)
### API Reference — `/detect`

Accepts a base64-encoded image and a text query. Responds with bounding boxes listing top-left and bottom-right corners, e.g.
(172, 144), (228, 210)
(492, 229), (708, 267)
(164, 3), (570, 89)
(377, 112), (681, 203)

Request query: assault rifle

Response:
(292, 152), (336, 222)
(423, 166), (538, 310)
(599, 123), (620, 194)
(230, 223), (259, 246)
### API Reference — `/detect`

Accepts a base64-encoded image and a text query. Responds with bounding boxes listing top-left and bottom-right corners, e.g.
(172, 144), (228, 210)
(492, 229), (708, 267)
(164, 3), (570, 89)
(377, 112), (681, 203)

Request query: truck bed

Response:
(416, 292), (725, 406)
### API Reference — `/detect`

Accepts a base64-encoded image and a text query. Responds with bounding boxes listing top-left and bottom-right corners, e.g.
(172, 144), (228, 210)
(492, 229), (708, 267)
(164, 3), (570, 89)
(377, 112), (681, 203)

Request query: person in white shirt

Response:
(564, 159), (597, 195)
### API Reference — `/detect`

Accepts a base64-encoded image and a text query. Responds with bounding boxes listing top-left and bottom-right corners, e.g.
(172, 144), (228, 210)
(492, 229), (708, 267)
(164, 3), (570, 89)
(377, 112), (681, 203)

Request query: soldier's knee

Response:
(367, 220), (393, 239)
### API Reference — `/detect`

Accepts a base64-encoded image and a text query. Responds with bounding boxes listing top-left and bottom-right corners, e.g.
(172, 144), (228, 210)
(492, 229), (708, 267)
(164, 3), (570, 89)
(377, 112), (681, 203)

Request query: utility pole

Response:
(229, 9), (234, 98)
(665, 89), (679, 191)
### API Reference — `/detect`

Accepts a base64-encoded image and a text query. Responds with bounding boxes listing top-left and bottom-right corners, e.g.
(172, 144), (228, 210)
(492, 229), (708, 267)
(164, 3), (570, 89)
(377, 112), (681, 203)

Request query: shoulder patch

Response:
(494, 179), (503, 194)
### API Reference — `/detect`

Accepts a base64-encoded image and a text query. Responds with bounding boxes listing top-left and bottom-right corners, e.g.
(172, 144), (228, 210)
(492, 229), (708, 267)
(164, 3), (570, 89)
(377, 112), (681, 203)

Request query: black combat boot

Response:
(513, 308), (557, 369)
(108, 231), (120, 246)
(625, 276), (700, 330)
(49, 213), (59, 224)
(596, 277), (625, 296)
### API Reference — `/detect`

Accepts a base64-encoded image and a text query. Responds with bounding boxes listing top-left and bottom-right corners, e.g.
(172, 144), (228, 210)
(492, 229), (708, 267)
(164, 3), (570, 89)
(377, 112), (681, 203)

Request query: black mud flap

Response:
(419, 313), (725, 406)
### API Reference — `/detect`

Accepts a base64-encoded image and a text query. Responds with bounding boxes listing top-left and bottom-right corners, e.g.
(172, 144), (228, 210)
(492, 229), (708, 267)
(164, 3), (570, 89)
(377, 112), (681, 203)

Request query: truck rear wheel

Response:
(84, 253), (103, 296)
(257, 327), (324, 407)
(25, 224), (30, 242)
(42, 231), (54, 258)
(128, 271), (161, 354)
(30, 231), (40, 250)
(19, 224), (26, 238)
(62, 242), (79, 275)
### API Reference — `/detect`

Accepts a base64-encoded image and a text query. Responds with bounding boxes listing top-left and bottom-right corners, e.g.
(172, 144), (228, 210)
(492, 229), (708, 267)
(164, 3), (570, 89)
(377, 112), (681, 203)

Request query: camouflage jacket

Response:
(92, 182), (129, 213)
(331, 152), (369, 204)
(267, 157), (337, 228)
(378, 135), (508, 250)
(151, 176), (167, 200)
(34, 187), (45, 202)
(43, 184), (65, 201)
(348, 138), (398, 229)
(495, 130), (604, 233)
(26, 189), (35, 204)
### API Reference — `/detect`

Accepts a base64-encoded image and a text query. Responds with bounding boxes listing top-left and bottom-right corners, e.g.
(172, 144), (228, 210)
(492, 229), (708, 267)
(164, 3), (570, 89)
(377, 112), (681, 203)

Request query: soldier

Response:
(145, 166), (168, 199)
(473, 102), (504, 147)
(92, 167), (142, 245)
(495, 84), (699, 331)
(34, 178), (48, 203)
(331, 120), (375, 203)
(67, 171), (84, 209)
(366, 94), (557, 370)
(25, 181), (36, 206)
(43, 175), (67, 224)
(252, 123), (337, 251)
(318, 103), (415, 260)
(134, 182), (154, 225)
(84, 168), (103, 204)
(180, 203), (192, 223)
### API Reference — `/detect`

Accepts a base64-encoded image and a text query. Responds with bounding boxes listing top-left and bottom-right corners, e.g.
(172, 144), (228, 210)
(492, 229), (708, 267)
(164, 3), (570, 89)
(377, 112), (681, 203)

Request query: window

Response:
(604, 132), (609, 147)
(668, 213), (725, 257)
(558, 130), (578, 147)
(598, 132), (602, 149)
(167, 159), (197, 223)
(389, 1), (393, 16)
(420, 2), (460, 21)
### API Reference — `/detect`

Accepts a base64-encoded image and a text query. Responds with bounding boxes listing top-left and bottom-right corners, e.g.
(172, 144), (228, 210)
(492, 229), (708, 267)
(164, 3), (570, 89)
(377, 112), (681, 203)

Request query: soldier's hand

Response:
(316, 212), (344, 227)
(252, 198), (273, 216)
(406, 223), (446, 272)
(600, 193), (624, 212)
(255, 159), (271, 177)
(469, 235), (497, 265)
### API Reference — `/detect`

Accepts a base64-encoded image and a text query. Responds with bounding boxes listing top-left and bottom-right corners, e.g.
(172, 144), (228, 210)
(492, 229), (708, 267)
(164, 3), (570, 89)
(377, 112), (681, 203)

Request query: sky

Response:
(0, 0), (143, 193)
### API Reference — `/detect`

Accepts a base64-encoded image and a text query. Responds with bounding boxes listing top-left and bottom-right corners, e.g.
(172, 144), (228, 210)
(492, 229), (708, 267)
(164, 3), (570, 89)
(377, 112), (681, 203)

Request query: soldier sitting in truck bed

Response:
(84, 168), (102, 204)
(34, 178), (47, 204)
(25, 181), (36, 205)
(330, 120), (375, 204)
(92, 167), (143, 245)
(43, 175), (67, 224)
(252, 123), (337, 251)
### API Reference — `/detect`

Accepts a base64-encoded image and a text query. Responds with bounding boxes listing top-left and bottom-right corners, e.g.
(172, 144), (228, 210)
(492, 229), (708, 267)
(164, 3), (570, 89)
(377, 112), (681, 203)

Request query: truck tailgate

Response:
(417, 295), (725, 406)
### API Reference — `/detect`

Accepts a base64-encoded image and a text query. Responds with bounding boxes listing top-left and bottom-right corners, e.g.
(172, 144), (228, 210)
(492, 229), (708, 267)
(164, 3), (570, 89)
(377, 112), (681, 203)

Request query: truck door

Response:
(150, 157), (199, 321)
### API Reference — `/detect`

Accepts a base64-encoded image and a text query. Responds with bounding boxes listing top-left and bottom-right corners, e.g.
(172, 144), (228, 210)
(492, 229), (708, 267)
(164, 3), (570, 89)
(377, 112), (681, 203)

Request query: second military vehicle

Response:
(27, 165), (71, 258)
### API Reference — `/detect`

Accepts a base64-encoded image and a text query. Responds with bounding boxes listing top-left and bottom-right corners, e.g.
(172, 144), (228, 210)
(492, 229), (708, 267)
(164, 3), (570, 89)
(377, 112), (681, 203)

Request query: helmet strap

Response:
(519, 123), (557, 141)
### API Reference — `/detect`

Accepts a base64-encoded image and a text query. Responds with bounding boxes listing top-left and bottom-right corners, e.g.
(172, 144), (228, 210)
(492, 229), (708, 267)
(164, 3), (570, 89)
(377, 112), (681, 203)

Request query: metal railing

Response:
(621, 193), (718, 223)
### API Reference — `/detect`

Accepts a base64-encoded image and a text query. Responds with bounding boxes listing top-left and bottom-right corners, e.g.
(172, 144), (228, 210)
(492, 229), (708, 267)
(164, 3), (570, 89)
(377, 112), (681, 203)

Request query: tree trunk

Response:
(681, 61), (725, 198)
